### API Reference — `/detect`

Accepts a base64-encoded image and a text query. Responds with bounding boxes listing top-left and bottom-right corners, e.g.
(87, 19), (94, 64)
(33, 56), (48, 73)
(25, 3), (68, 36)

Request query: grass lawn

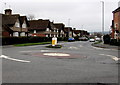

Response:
(14, 42), (51, 46)
(94, 41), (102, 44)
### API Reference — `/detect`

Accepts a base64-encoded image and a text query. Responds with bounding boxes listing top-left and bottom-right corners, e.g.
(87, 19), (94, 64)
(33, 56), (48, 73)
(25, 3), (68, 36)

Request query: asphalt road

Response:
(1, 41), (119, 83)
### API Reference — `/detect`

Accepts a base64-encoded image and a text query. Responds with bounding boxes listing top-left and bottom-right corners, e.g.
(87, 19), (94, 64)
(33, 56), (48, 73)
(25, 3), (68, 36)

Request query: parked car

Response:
(89, 38), (95, 42)
(95, 37), (101, 41)
(79, 37), (88, 41)
(68, 37), (75, 42)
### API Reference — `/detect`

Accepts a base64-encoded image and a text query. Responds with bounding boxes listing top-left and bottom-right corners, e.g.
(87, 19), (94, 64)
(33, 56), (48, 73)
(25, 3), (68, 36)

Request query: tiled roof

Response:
(2, 14), (20, 27)
(19, 16), (29, 27)
(113, 7), (120, 13)
(73, 30), (81, 34)
(2, 14), (29, 32)
(28, 19), (50, 30)
(54, 23), (64, 30)
(64, 27), (72, 32)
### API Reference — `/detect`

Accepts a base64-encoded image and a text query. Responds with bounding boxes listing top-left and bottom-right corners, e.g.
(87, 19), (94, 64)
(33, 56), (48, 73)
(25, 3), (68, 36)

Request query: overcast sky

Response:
(0, 0), (120, 32)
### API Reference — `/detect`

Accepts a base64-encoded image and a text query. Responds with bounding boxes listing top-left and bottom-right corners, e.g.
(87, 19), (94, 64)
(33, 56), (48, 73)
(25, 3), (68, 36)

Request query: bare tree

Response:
(27, 14), (35, 20)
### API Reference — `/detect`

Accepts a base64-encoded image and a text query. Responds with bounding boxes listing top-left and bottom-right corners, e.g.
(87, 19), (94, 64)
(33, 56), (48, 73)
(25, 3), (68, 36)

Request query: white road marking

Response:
(79, 45), (83, 47)
(20, 51), (32, 53)
(92, 46), (103, 50)
(0, 55), (31, 63)
(103, 49), (111, 51)
(43, 53), (70, 56)
(69, 46), (78, 49)
(92, 46), (118, 51)
(99, 54), (120, 61)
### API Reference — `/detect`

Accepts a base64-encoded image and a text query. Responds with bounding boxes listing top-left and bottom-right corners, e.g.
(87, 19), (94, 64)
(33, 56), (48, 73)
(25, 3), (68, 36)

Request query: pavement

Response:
(92, 42), (120, 50)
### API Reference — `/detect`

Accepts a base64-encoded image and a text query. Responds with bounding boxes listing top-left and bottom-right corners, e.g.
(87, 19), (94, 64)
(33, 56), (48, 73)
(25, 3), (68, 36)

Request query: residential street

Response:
(1, 41), (119, 83)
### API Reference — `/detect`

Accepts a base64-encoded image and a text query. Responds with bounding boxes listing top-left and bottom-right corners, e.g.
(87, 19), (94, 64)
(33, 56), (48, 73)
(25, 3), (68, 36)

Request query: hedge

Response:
(110, 39), (120, 46)
(2, 37), (68, 45)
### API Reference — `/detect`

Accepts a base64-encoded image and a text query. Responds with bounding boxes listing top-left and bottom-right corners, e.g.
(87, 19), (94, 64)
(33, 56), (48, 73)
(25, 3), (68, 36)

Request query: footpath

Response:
(92, 42), (120, 50)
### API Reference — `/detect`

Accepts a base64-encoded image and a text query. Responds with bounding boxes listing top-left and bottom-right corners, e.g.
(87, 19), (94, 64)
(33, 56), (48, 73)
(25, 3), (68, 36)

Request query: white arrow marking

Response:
(99, 54), (120, 61)
(0, 55), (31, 63)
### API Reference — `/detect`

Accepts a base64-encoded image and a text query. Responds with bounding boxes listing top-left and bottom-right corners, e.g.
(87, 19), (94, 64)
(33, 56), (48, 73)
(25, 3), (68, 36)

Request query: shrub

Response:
(110, 39), (120, 46)
(103, 34), (110, 44)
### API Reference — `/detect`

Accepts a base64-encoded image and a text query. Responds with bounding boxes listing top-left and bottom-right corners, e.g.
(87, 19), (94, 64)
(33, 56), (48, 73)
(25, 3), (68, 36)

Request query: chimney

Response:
(5, 9), (12, 15)
(73, 28), (76, 30)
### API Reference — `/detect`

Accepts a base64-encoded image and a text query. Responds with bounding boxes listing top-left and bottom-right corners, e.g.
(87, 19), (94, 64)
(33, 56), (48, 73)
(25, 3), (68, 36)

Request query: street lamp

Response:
(101, 1), (104, 36)
(101, 1), (105, 42)
(68, 18), (71, 38)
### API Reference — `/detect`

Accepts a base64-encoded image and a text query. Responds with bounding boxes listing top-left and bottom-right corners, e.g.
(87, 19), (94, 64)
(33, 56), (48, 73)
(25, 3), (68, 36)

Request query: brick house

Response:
(28, 19), (59, 37)
(111, 7), (120, 40)
(2, 9), (29, 37)
(54, 23), (65, 37)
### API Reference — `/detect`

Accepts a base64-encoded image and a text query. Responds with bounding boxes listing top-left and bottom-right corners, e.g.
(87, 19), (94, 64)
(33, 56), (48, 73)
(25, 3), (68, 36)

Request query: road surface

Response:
(1, 41), (119, 83)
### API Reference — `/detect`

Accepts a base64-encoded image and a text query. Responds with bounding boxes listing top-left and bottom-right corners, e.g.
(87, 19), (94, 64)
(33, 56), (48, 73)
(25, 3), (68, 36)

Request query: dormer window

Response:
(22, 20), (27, 28)
(34, 30), (36, 33)
(46, 28), (49, 31)
(57, 29), (59, 32)
(15, 19), (20, 28)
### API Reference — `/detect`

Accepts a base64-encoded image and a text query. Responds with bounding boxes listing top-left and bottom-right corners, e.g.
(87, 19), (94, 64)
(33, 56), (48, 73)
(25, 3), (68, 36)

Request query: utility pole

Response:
(101, 1), (104, 36)
(68, 18), (70, 26)
(68, 18), (71, 38)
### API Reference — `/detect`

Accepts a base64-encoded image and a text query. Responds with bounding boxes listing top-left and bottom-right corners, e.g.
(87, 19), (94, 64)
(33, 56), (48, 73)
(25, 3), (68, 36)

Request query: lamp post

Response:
(68, 18), (70, 38)
(101, 1), (105, 42)
(101, 1), (104, 35)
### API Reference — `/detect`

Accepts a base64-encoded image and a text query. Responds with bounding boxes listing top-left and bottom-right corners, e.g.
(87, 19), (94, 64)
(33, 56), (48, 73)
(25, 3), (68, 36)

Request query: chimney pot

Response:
(5, 9), (12, 15)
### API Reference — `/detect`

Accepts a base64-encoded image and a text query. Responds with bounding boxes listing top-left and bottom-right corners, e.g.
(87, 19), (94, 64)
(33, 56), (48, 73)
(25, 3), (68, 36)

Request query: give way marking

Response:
(0, 55), (31, 63)
(99, 54), (120, 61)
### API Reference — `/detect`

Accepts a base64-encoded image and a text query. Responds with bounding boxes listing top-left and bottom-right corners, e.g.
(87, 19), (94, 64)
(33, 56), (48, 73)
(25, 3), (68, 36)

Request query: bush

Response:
(74, 36), (79, 41)
(103, 34), (110, 44)
(110, 39), (120, 46)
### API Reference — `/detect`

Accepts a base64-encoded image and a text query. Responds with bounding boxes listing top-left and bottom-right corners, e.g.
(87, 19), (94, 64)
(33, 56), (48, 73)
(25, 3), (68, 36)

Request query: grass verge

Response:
(14, 42), (51, 46)
(94, 41), (102, 44)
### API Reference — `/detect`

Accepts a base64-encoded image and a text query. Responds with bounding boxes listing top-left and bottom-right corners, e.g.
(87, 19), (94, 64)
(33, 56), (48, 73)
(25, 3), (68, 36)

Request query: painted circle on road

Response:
(43, 53), (70, 56)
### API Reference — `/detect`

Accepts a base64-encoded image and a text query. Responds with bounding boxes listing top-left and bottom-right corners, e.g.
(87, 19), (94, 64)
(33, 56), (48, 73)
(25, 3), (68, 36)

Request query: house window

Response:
(46, 28), (49, 31)
(15, 19), (20, 28)
(34, 30), (36, 33)
(57, 29), (58, 33)
(20, 32), (25, 36)
(114, 23), (118, 28)
(13, 32), (19, 37)
(22, 21), (27, 28)
(10, 34), (12, 36)
(57, 34), (58, 37)
(50, 34), (51, 37)
(46, 34), (48, 37)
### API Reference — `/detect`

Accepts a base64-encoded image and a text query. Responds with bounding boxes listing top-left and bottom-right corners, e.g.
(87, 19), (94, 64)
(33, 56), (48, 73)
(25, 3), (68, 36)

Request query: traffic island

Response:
(46, 45), (62, 48)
